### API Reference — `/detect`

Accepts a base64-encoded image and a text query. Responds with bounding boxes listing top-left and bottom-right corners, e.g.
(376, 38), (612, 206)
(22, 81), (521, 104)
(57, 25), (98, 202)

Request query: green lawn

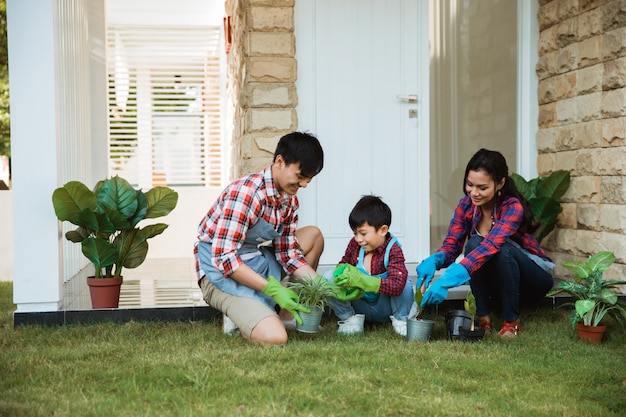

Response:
(1, 281), (625, 417)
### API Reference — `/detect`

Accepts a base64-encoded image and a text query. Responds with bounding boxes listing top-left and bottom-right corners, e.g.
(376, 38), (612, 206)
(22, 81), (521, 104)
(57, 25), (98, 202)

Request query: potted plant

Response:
(52, 175), (178, 308)
(288, 275), (335, 333)
(511, 170), (570, 244)
(547, 251), (626, 344)
(406, 290), (435, 342)
(457, 291), (485, 342)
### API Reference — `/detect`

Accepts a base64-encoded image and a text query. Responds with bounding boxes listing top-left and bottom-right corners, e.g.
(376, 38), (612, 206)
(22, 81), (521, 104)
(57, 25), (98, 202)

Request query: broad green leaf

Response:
(587, 251), (615, 273)
(97, 176), (138, 219)
(52, 182), (98, 225)
(145, 187), (179, 219)
(562, 260), (591, 280)
(81, 237), (118, 277)
(535, 170), (570, 201)
(575, 299), (595, 319)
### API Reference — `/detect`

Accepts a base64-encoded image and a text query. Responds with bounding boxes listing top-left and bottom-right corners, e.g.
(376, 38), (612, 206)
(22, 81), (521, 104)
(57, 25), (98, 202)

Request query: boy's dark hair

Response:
(348, 195), (392, 231)
(463, 148), (537, 234)
(273, 132), (324, 178)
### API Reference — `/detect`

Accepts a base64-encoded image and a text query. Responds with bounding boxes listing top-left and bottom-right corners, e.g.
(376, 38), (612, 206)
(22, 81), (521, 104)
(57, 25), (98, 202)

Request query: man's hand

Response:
(262, 276), (310, 325)
(333, 263), (381, 294)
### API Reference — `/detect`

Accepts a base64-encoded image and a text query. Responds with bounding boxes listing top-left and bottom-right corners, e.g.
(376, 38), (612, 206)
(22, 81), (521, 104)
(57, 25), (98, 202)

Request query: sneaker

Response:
(337, 314), (365, 335)
(499, 321), (521, 338)
(223, 314), (239, 335)
(389, 315), (407, 336)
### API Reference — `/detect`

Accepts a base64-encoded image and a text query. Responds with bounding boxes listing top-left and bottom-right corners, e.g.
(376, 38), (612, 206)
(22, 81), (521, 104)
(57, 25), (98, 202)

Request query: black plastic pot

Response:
(458, 327), (486, 342)
(445, 310), (478, 340)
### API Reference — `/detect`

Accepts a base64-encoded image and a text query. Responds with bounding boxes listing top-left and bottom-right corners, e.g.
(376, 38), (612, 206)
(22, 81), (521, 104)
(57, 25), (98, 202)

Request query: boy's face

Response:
(272, 155), (314, 195)
(352, 222), (389, 253)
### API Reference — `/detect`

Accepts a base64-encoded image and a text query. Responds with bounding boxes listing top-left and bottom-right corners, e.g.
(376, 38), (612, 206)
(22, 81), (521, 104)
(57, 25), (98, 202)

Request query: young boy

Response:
(325, 195), (413, 336)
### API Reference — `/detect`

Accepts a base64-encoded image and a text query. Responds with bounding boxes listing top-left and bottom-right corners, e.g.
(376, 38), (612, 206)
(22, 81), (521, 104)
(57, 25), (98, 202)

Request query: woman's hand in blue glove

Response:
(420, 263), (470, 307)
(415, 252), (446, 291)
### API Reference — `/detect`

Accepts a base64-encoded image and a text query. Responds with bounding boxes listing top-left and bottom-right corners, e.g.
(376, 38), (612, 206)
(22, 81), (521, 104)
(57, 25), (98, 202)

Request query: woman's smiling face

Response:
(465, 169), (504, 209)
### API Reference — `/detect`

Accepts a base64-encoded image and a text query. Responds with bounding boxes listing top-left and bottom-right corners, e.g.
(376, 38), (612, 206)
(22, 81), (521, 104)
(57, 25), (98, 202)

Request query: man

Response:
(194, 132), (324, 345)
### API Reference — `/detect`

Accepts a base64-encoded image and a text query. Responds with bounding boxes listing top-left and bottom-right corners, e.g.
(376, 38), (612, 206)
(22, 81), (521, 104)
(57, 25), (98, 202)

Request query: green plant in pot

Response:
(547, 251), (626, 344)
(511, 170), (570, 244)
(457, 291), (485, 342)
(52, 175), (178, 308)
(406, 290), (435, 342)
(288, 275), (334, 333)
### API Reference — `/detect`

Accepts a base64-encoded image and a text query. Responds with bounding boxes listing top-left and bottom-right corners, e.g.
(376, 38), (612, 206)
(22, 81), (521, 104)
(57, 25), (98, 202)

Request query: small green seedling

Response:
(464, 291), (477, 331)
(414, 290), (424, 320)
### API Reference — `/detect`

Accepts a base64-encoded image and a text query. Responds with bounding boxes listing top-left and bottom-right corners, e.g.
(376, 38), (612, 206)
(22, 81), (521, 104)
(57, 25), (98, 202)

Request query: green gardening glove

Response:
(333, 263), (381, 294)
(325, 282), (366, 301)
(262, 276), (310, 325)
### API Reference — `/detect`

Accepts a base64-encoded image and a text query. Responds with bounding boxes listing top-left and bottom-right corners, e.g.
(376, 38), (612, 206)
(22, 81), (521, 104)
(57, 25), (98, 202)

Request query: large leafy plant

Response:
(547, 251), (626, 328)
(511, 170), (570, 244)
(52, 175), (178, 278)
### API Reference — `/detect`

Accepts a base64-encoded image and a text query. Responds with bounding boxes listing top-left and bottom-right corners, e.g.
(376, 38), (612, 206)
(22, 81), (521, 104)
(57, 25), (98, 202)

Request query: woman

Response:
(416, 149), (554, 337)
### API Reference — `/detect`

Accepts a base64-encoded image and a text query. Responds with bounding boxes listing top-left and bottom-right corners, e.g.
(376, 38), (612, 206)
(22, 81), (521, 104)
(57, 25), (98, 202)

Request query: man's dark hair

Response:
(273, 132), (324, 178)
(348, 195), (392, 231)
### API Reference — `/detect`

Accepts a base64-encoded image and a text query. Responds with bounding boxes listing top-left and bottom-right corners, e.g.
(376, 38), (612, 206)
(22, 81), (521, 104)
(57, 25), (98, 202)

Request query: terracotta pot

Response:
(87, 276), (123, 309)
(575, 322), (606, 344)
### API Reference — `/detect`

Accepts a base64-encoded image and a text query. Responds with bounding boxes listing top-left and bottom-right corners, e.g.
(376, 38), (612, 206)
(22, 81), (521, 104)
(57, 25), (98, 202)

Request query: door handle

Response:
(396, 94), (418, 103)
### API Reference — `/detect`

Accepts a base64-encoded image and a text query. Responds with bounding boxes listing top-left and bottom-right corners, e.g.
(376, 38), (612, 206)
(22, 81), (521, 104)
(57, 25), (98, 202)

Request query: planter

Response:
(445, 309), (477, 340)
(296, 305), (324, 333)
(575, 322), (606, 344)
(406, 318), (435, 342)
(458, 327), (486, 342)
(87, 276), (123, 309)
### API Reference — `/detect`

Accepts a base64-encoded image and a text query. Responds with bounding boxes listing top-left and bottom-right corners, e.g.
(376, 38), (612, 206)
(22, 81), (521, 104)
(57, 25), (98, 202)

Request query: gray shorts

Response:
(200, 277), (278, 337)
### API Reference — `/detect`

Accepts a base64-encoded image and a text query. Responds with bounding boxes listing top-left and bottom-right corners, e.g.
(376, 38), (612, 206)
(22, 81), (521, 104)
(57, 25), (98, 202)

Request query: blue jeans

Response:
(465, 234), (554, 322)
(323, 270), (414, 322)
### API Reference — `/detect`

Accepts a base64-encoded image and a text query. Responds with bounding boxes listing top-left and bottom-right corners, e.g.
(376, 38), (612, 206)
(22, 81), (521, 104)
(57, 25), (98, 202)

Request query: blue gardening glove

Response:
(333, 263), (381, 293)
(262, 276), (310, 325)
(420, 263), (470, 307)
(415, 252), (446, 291)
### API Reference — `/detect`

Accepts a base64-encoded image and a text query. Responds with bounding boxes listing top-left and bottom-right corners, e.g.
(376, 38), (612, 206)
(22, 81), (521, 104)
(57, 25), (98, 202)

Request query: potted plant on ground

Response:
(406, 290), (435, 342)
(547, 251), (626, 344)
(52, 175), (178, 308)
(457, 291), (485, 342)
(288, 275), (335, 333)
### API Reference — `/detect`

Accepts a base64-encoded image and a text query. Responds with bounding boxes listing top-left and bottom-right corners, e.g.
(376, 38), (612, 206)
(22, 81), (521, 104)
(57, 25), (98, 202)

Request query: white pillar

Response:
(8, 0), (62, 312)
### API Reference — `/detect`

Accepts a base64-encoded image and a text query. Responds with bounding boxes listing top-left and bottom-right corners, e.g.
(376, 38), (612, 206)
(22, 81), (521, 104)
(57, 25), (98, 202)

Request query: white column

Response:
(8, 0), (62, 312)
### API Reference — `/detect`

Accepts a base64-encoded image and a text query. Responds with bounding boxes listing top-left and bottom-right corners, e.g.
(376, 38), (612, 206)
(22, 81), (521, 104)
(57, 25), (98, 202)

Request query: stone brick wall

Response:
(225, 0), (297, 179)
(537, 0), (626, 281)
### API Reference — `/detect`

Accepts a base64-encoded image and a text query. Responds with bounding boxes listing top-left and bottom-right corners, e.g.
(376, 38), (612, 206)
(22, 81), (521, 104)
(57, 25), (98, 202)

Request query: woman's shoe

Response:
(499, 321), (521, 338)
(479, 317), (492, 332)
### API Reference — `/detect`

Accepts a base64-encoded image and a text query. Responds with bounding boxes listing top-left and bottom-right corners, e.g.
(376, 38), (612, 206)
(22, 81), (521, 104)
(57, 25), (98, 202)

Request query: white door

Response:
(295, 0), (430, 266)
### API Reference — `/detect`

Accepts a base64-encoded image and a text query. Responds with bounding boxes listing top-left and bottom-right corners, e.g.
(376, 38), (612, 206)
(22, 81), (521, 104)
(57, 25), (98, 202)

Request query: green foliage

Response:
(511, 170), (570, 243)
(2, 281), (626, 417)
(464, 291), (477, 330)
(52, 175), (178, 278)
(288, 275), (334, 309)
(547, 251), (626, 328)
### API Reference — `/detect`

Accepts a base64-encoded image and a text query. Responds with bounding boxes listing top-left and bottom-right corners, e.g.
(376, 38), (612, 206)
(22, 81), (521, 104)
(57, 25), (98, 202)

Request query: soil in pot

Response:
(458, 326), (486, 342)
(296, 306), (324, 333)
(87, 276), (123, 309)
(575, 322), (606, 344)
(406, 318), (435, 342)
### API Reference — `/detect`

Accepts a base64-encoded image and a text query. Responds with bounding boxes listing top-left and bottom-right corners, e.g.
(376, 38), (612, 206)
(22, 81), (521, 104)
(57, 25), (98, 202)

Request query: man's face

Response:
(272, 155), (313, 195)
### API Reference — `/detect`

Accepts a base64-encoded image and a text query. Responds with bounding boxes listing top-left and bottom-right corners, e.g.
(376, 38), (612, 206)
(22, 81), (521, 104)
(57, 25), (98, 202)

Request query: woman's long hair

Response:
(463, 148), (537, 234)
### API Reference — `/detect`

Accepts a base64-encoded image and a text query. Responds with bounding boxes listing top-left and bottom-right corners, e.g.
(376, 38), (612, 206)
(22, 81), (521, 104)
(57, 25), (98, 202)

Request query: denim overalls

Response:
(197, 218), (284, 309)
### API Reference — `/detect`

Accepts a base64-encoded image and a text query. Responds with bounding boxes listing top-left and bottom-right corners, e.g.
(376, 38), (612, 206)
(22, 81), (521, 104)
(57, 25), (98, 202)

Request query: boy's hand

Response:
(333, 263), (381, 293)
(326, 282), (365, 301)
